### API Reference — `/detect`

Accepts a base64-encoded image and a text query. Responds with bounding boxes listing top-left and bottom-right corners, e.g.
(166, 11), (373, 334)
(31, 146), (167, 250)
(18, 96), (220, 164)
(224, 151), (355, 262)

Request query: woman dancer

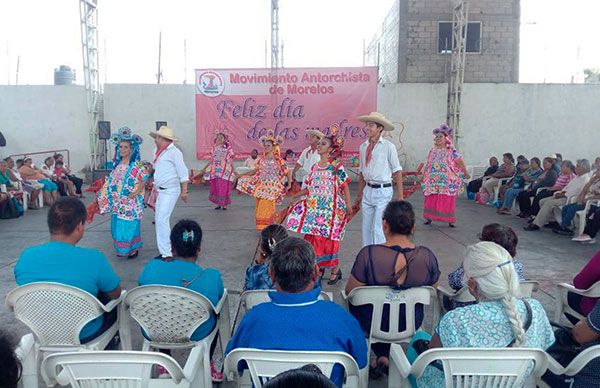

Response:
(197, 131), (236, 210)
(421, 124), (470, 227)
(98, 127), (145, 258)
(236, 130), (291, 231)
(286, 125), (352, 284)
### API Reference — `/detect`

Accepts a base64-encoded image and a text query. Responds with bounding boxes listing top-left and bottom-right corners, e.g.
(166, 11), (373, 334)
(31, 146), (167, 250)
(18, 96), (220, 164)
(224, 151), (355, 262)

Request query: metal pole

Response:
(15, 55), (20, 85)
(157, 32), (162, 84)
(183, 39), (187, 84)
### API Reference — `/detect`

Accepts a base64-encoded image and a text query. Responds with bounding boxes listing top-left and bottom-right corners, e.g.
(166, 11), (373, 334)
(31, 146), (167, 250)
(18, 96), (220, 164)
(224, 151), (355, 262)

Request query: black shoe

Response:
(215, 206), (222, 210)
(424, 219), (432, 225)
(127, 250), (139, 259)
(524, 224), (539, 231)
(221, 207), (227, 210)
(448, 223), (455, 228)
(553, 226), (574, 236)
(327, 269), (343, 285)
(517, 213), (529, 219)
(543, 222), (559, 229)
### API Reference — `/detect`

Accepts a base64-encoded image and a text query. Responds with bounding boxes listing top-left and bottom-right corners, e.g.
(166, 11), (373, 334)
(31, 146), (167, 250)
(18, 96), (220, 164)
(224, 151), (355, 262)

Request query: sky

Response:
(0, 0), (598, 85)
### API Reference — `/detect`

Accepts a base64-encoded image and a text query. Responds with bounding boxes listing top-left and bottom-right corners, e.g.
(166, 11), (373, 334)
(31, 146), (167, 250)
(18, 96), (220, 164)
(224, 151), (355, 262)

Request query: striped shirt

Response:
(555, 172), (576, 189)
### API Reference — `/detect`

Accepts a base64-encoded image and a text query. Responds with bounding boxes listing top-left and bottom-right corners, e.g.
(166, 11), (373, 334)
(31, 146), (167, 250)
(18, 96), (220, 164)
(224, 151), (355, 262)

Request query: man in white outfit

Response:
(149, 126), (189, 258)
(292, 129), (324, 189)
(355, 112), (403, 247)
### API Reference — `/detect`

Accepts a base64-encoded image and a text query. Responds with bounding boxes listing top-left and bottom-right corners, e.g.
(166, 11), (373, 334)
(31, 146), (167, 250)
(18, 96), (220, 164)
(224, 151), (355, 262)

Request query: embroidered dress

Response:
(286, 163), (350, 268)
(98, 162), (144, 256)
(237, 156), (288, 230)
(208, 144), (235, 206)
(416, 299), (555, 387)
(422, 147), (463, 222)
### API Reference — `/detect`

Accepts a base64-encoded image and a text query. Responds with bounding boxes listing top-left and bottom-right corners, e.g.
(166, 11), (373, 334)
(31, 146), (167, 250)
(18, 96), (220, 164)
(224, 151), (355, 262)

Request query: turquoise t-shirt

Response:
(138, 258), (224, 341)
(14, 241), (121, 340)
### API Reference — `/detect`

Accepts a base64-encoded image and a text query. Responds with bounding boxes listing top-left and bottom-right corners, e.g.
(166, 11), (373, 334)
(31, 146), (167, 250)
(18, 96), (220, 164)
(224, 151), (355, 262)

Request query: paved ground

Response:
(1, 183), (597, 386)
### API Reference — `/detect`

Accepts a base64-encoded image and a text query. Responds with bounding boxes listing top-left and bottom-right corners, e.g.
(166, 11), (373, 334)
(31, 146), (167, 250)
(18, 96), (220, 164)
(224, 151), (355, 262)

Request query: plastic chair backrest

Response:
(225, 348), (361, 388)
(42, 350), (186, 387)
(470, 166), (488, 179)
(411, 347), (548, 387)
(346, 286), (437, 344)
(5, 282), (106, 346)
(240, 289), (332, 312)
(124, 285), (215, 346)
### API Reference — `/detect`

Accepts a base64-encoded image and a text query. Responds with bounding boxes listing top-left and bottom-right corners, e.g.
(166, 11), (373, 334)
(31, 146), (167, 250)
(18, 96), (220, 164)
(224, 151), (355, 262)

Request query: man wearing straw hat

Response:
(149, 126), (190, 258)
(292, 129), (325, 189)
(355, 112), (403, 247)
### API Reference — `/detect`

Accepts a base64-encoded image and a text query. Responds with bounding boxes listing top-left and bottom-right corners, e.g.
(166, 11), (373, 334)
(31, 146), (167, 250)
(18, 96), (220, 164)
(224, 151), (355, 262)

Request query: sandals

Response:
(327, 269), (343, 285)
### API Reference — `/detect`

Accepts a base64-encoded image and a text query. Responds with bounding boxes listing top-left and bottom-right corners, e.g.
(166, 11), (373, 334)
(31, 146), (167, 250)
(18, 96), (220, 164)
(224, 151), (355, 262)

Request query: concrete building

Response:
(366, 0), (520, 83)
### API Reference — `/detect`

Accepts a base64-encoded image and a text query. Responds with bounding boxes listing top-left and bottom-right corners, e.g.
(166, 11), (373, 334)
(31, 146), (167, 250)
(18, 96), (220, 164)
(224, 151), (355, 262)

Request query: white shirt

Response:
(296, 146), (320, 187)
(359, 137), (402, 184)
(244, 157), (258, 169)
(563, 173), (591, 198)
(153, 143), (189, 189)
(40, 164), (56, 178)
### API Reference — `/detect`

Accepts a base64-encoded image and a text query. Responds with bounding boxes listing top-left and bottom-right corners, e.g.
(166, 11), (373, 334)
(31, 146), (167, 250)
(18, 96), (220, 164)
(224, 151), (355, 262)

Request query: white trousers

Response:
(155, 188), (180, 257)
(361, 186), (393, 247)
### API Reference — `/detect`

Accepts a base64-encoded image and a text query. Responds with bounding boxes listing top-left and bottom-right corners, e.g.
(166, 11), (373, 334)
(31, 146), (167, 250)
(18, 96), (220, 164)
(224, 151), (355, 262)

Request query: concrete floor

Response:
(1, 183), (598, 386)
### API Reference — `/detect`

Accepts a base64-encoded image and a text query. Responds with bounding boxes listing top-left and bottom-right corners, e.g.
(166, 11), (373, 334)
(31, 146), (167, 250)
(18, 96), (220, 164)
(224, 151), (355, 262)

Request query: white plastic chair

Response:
(239, 289), (332, 312)
(120, 285), (231, 386)
(468, 165), (488, 180)
(388, 344), (549, 388)
(42, 346), (206, 387)
(539, 344), (600, 388)
(224, 348), (368, 388)
(6, 282), (124, 387)
(342, 286), (440, 350)
(576, 199), (600, 237)
(482, 176), (512, 203)
(555, 281), (600, 326)
(438, 281), (539, 313)
(15, 333), (36, 388)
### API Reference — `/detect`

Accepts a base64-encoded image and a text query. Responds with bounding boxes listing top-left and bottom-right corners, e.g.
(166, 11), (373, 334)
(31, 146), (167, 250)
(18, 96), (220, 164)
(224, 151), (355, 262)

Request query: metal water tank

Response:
(54, 65), (76, 85)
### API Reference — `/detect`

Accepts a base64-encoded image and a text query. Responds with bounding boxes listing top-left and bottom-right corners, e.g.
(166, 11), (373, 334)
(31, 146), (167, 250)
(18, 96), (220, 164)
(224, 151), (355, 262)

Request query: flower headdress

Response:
(432, 123), (453, 137)
(259, 130), (284, 157)
(325, 123), (345, 163)
(213, 128), (231, 149)
(110, 126), (143, 166)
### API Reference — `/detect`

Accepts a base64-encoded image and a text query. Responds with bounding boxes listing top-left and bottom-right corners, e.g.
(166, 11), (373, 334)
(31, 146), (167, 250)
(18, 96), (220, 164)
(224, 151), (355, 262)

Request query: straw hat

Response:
(357, 111), (394, 131)
(149, 126), (178, 141)
(305, 129), (325, 139)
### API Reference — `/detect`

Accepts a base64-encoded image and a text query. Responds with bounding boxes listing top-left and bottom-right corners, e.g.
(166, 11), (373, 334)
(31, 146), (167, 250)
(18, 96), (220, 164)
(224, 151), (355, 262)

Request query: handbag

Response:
(546, 321), (583, 367)
(0, 196), (22, 219)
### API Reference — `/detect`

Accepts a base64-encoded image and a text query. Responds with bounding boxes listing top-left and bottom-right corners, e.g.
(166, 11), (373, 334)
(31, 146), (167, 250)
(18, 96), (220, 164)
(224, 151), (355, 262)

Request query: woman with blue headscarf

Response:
(98, 127), (145, 258)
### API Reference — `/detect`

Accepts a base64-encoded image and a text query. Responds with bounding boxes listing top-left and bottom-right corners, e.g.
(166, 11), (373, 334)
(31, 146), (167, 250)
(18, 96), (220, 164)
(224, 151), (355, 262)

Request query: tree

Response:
(583, 68), (600, 83)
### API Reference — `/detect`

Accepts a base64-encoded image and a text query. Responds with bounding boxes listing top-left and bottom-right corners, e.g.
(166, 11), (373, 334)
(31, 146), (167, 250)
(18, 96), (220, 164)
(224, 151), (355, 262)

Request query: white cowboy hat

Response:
(305, 129), (325, 139)
(357, 111), (395, 131)
(149, 126), (178, 141)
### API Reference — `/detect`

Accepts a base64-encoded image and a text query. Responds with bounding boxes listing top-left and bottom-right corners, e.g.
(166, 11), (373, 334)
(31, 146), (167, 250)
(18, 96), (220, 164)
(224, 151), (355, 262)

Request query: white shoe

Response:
(572, 234), (593, 242)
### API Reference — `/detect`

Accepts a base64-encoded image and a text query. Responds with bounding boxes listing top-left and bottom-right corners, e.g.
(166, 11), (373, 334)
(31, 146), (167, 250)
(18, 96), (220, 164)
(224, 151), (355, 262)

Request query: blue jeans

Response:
(560, 203), (585, 228)
(503, 188), (523, 209)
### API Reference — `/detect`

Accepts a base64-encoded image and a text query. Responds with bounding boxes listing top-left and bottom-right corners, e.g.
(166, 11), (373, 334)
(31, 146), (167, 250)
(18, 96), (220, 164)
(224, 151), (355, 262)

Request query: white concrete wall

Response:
(0, 85), (90, 171)
(1, 83), (599, 174)
(378, 83), (600, 169)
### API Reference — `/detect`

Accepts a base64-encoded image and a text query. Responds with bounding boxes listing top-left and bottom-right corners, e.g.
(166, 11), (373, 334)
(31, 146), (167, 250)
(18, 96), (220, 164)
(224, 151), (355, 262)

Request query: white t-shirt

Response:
(296, 146), (320, 187)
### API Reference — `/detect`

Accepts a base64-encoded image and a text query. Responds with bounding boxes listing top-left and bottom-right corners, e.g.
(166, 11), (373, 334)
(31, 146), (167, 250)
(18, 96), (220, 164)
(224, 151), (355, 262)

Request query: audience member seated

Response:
(497, 158), (541, 214)
(543, 300), (600, 387)
(553, 153), (563, 172)
(466, 156), (498, 196)
(515, 157), (559, 218)
(0, 330), (22, 388)
(553, 169), (600, 236)
(563, 251), (600, 325)
(14, 197), (122, 343)
(573, 206), (600, 243)
(243, 149), (259, 169)
(263, 364), (337, 388)
(244, 224), (288, 291)
(525, 159), (591, 231)
(138, 219), (224, 381)
(18, 157), (59, 206)
(525, 160), (577, 221)
(54, 153), (84, 196)
(480, 153), (516, 200)
(226, 237), (368, 388)
(408, 241), (555, 387)
(41, 156), (76, 197)
(594, 157), (600, 171)
(4, 157), (42, 209)
(446, 223), (525, 310)
(344, 200), (440, 378)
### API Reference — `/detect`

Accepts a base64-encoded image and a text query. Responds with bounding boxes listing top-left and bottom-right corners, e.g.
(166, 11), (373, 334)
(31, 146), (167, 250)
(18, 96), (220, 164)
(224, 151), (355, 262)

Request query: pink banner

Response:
(195, 67), (377, 160)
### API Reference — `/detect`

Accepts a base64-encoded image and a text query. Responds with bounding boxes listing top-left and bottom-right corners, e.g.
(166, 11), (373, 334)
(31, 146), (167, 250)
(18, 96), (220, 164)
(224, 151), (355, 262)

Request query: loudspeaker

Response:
(0, 130), (5, 147)
(155, 121), (168, 131)
(98, 121), (111, 139)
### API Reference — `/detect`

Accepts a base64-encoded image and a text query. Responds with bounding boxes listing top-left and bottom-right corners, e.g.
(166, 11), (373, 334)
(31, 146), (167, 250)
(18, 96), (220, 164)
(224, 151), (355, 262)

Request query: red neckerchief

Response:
(153, 142), (170, 164)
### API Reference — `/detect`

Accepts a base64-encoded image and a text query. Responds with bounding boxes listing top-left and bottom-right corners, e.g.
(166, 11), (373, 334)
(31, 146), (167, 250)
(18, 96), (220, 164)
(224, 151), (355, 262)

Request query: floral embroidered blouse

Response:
(422, 147), (463, 196)
(286, 163), (350, 241)
(98, 162), (144, 221)
(209, 145), (235, 181)
(236, 156), (288, 203)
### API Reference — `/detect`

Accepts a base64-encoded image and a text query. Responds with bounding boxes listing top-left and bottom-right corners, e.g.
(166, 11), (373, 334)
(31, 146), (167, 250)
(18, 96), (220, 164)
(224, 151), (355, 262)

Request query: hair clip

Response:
(268, 237), (277, 252)
(497, 260), (512, 268)
(182, 230), (195, 242)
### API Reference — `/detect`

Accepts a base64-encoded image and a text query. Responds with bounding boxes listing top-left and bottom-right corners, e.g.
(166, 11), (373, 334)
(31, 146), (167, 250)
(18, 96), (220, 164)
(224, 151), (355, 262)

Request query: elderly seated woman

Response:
(18, 157), (59, 206)
(480, 153), (516, 200)
(497, 157), (543, 214)
(445, 223), (525, 310)
(344, 200), (440, 379)
(515, 157), (562, 218)
(408, 241), (555, 387)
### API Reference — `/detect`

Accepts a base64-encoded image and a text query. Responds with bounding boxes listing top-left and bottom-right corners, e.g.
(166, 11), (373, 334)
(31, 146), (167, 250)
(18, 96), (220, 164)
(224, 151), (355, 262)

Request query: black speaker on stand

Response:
(155, 121), (168, 131)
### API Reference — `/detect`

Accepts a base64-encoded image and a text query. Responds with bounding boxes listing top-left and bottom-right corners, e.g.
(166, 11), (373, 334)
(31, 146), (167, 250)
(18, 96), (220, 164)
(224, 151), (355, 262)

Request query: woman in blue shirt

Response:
(138, 219), (224, 380)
